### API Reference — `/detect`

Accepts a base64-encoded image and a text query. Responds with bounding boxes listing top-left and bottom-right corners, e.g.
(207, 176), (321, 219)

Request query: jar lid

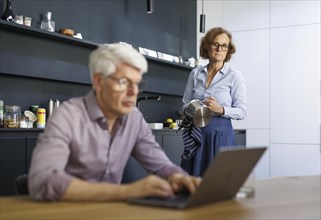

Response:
(24, 110), (37, 121)
(5, 105), (20, 111)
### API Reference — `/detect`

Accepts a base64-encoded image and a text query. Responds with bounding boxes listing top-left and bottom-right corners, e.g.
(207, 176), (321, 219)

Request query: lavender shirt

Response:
(29, 90), (185, 201)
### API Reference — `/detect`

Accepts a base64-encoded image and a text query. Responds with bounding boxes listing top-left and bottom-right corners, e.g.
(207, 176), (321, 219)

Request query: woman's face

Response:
(208, 33), (230, 63)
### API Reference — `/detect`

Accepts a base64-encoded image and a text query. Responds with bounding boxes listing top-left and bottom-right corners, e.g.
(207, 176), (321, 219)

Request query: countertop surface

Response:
(1, 175), (319, 219)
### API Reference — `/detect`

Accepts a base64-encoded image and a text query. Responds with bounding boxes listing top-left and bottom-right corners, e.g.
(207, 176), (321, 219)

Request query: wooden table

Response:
(1, 175), (320, 219)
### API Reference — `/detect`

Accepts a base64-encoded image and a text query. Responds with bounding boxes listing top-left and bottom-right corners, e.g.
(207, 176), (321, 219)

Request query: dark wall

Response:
(0, 0), (196, 123)
(0, 0), (196, 59)
(0, 74), (91, 111)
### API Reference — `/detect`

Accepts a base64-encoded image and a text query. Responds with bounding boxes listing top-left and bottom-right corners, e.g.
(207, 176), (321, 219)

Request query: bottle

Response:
(47, 99), (53, 119)
(1, 0), (15, 22)
(53, 99), (60, 109)
(0, 99), (3, 127)
(40, 12), (55, 32)
(4, 105), (20, 128)
(36, 108), (46, 128)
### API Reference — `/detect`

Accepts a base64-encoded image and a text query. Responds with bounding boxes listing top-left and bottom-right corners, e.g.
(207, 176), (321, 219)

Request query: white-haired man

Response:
(29, 44), (201, 201)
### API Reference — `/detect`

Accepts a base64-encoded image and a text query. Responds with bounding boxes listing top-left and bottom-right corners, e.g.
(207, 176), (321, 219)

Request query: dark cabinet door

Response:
(26, 137), (38, 173)
(0, 137), (26, 195)
(121, 156), (148, 184)
(121, 134), (163, 183)
(235, 130), (246, 147)
(162, 134), (184, 166)
(154, 134), (162, 146)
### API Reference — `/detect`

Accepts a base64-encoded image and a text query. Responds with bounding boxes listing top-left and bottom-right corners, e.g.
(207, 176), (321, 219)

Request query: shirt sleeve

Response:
(132, 115), (187, 179)
(182, 68), (197, 106)
(223, 70), (247, 120)
(28, 103), (75, 201)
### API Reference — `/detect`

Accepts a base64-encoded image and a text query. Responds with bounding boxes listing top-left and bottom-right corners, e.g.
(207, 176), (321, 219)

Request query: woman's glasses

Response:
(209, 42), (230, 51)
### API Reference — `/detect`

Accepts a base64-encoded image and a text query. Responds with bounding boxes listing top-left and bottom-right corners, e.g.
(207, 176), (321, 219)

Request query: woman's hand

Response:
(203, 96), (224, 115)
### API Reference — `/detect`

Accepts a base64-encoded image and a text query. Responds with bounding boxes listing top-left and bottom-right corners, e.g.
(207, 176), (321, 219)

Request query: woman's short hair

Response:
(88, 44), (148, 81)
(199, 27), (236, 62)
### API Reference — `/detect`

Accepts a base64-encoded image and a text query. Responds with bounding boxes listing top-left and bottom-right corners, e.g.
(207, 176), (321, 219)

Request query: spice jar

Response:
(4, 105), (20, 128)
(19, 115), (29, 128)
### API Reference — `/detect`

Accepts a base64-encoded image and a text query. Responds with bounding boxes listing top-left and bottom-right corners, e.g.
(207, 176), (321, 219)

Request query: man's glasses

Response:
(107, 75), (146, 92)
(209, 42), (230, 51)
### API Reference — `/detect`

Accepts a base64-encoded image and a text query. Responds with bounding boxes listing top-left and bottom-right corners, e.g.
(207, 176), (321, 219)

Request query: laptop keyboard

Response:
(145, 192), (190, 203)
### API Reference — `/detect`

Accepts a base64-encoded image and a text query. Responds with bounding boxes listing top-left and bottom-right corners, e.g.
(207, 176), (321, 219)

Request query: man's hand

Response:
(167, 173), (202, 194)
(63, 174), (201, 201)
(124, 175), (174, 199)
(123, 174), (201, 199)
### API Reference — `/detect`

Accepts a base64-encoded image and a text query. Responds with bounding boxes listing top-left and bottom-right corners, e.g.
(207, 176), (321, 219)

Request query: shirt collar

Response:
(84, 90), (128, 129)
(203, 63), (229, 75)
(84, 90), (104, 122)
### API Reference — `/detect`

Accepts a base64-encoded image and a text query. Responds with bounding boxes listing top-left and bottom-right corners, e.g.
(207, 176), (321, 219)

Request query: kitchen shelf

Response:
(0, 20), (193, 70)
(0, 19), (98, 49)
(0, 128), (44, 132)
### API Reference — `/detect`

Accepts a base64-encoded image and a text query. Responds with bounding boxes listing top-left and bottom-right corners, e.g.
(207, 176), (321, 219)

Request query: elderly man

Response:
(29, 44), (201, 201)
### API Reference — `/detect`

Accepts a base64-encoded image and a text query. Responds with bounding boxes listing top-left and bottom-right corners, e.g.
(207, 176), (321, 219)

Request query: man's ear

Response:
(92, 74), (103, 92)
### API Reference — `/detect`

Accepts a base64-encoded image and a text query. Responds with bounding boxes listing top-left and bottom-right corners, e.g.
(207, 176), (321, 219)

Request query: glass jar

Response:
(19, 115), (29, 128)
(4, 105), (20, 128)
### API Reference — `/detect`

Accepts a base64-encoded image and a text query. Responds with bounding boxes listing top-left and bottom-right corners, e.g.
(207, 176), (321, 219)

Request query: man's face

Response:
(93, 63), (142, 118)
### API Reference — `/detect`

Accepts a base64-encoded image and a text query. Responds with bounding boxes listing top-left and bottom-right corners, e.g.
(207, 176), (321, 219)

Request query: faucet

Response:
(136, 96), (161, 110)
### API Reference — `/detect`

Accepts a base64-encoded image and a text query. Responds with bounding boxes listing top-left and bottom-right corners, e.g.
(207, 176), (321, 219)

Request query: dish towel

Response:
(181, 125), (202, 160)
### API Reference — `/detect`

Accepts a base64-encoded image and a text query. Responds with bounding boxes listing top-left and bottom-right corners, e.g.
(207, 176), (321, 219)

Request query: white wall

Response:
(197, 0), (321, 179)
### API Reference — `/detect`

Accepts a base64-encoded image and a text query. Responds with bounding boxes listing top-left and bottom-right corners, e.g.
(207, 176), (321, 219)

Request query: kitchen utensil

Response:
(184, 99), (211, 127)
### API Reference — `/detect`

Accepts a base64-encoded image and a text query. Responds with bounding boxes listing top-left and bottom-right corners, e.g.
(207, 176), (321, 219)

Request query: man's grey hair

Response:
(89, 43), (148, 81)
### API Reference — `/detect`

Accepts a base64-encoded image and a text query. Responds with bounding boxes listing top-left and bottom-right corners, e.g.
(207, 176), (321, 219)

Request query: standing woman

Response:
(181, 27), (246, 176)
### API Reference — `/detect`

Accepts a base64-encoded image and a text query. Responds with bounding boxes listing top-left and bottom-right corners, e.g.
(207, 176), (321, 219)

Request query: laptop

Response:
(128, 147), (266, 209)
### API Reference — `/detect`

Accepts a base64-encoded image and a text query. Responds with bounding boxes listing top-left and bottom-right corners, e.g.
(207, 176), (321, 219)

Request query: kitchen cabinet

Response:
(121, 134), (162, 183)
(0, 129), (246, 195)
(162, 135), (184, 166)
(0, 129), (40, 195)
(271, 25), (320, 145)
(0, 137), (26, 195)
(26, 137), (38, 173)
(246, 129), (270, 180)
(271, 144), (321, 177)
(231, 29), (270, 130)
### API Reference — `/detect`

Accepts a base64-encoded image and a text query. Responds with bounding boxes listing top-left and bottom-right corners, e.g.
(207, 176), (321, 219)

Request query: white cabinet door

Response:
(222, 0), (269, 31)
(231, 30), (269, 130)
(271, 144), (321, 177)
(271, 25), (320, 144)
(271, 0), (321, 28)
(246, 129), (270, 179)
